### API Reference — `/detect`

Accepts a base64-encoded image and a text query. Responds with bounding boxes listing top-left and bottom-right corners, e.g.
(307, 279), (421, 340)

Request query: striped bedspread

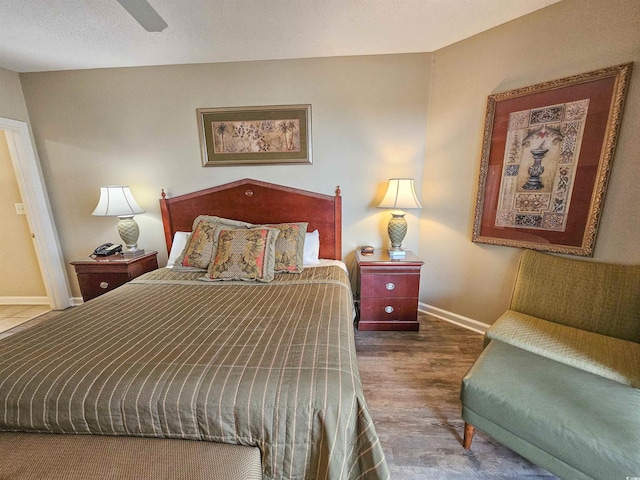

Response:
(0, 266), (389, 480)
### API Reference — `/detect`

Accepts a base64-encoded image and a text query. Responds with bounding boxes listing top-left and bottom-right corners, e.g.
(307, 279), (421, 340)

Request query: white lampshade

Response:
(92, 186), (145, 254)
(377, 178), (422, 210)
(92, 186), (145, 217)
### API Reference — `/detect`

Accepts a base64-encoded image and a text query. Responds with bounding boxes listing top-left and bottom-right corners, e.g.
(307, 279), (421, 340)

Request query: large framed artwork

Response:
(472, 63), (632, 256)
(197, 104), (312, 166)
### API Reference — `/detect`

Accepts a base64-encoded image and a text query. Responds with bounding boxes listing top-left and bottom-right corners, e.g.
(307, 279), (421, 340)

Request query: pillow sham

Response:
(265, 222), (308, 273)
(203, 227), (280, 283)
(174, 216), (255, 271)
(166, 231), (190, 268)
(191, 215), (253, 231)
(173, 220), (219, 270)
(303, 230), (321, 265)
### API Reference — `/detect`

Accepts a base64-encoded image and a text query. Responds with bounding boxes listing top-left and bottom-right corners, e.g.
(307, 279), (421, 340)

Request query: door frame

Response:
(1, 117), (72, 309)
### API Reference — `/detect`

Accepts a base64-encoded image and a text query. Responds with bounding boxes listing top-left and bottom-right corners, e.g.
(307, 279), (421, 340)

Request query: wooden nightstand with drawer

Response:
(71, 251), (158, 302)
(356, 250), (423, 331)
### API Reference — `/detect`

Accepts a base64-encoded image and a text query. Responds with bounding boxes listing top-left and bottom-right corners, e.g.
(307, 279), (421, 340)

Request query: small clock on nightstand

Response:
(71, 251), (158, 302)
(356, 249), (424, 331)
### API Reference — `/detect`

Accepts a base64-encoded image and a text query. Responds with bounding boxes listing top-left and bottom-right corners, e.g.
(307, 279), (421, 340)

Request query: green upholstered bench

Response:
(462, 340), (640, 480)
(0, 433), (262, 480)
(461, 250), (640, 480)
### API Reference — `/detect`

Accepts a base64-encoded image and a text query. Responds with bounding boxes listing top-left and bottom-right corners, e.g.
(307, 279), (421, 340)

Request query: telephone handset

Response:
(93, 243), (122, 256)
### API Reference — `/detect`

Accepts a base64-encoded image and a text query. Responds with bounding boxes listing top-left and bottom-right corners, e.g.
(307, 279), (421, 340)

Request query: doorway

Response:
(1, 117), (71, 310)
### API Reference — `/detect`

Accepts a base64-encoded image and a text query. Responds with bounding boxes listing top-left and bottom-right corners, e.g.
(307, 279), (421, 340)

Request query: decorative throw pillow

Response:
(191, 215), (254, 231)
(174, 219), (219, 270)
(265, 222), (308, 273)
(204, 227), (279, 283)
(174, 216), (254, 271)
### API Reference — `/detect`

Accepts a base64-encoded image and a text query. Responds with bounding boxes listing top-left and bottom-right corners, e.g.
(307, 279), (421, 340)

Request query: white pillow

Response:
(166, 231), (191, 268)
(303, 230), (321, 265)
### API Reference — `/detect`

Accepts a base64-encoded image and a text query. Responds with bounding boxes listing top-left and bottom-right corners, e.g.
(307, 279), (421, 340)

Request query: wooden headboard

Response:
(159, 178), (342, 260)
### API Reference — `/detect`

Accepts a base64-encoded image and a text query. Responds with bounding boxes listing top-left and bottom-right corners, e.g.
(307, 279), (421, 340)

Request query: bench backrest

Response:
(511, 250), (640, 343)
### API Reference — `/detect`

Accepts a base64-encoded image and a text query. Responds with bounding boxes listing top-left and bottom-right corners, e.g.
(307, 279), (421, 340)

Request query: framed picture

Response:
(197, 104), (312, 166)
(472, 63), (632, 256)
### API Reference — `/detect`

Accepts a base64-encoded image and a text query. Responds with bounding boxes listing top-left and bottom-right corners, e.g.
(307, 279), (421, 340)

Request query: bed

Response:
(0, 179), (390, 480)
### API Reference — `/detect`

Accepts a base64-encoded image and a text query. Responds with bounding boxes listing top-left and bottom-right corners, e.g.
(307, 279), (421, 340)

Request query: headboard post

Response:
(159, 193), (174, 254)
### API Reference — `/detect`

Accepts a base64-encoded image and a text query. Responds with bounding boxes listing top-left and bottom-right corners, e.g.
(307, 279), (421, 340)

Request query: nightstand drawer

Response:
(76, 272), (130, 299)
(360, 297), (418, 322)
(360, 273), (420, 298)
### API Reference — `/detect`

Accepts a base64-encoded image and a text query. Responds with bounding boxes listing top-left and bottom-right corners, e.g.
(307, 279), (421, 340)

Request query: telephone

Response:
(93, 243), (122, 256)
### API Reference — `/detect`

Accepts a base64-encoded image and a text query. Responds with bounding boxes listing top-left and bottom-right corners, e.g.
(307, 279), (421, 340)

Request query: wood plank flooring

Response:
(355, 313), (556, 479)
(4, 309), (556, 479)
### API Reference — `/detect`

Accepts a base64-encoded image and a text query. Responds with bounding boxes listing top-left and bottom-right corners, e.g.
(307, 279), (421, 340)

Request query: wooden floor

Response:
(4, 309), (556, 479)
(355, 313), (556, 479)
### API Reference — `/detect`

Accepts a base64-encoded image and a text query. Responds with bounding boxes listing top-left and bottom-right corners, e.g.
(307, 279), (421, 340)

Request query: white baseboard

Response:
(71, 297), (84, 306)
(419, 302), (490, 334)
(0, 296), (49, 305)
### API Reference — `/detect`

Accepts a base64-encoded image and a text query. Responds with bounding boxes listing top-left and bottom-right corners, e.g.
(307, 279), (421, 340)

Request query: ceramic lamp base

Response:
(117, 215), (141, 252)
(387, 212), (408, 251)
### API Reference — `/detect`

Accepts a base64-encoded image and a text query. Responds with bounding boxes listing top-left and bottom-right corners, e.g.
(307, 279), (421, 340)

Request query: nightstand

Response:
(356, 250), (424, 331)
(71, 251), (158, 302)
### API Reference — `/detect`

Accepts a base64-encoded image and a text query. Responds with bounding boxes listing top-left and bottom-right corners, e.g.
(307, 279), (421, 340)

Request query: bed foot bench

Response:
(0, 433), (262, 480)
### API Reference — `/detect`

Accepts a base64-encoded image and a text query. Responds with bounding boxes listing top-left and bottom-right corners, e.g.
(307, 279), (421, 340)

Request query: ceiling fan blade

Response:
(117, 0), (168, 32)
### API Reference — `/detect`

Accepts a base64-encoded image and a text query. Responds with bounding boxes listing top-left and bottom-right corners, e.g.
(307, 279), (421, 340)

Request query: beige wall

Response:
(0, 66), (30, 122)
(0, 67), (46, 298)
(20, 54), (432, 297)
(421, 0), (640, 323)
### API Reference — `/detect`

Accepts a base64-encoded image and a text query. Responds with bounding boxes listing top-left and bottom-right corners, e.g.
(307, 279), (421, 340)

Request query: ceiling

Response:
(0, 0), (560, 73)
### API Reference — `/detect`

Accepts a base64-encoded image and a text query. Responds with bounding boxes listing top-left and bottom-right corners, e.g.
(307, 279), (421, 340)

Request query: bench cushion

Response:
(0, 433), (262, 480)
(486, 310), (640, 387)
(461, 340), (640, 480)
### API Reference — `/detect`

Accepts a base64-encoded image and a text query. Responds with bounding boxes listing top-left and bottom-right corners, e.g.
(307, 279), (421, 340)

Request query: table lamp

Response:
(377, 178), (422, 258)
(92, 186), (145, 255)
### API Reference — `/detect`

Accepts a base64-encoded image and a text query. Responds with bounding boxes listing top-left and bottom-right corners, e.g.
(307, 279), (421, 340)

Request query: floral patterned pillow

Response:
(264, 222), (308, 273)
(173, 219), (219, 270)
(203, 227), (280, 283)
(191, 215), (253, 231)
(174, 216), (254, 271)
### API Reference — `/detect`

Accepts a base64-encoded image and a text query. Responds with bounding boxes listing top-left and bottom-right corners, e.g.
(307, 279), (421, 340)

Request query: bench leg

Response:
(463, 422), (475, 449)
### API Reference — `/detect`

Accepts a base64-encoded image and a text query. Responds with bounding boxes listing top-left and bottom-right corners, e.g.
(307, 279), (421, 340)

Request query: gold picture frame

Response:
(472, 63), (632, 256)
(197, 104), (312, 166)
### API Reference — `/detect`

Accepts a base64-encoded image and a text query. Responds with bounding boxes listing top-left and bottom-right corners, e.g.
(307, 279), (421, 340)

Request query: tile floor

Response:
(0, 305), (51, 335)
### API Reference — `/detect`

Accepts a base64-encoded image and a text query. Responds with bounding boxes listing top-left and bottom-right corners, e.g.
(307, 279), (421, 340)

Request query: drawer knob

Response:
(99, 281), (109, 289)
(385, 282), (395, 290)
(384, 306), (394, 314)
